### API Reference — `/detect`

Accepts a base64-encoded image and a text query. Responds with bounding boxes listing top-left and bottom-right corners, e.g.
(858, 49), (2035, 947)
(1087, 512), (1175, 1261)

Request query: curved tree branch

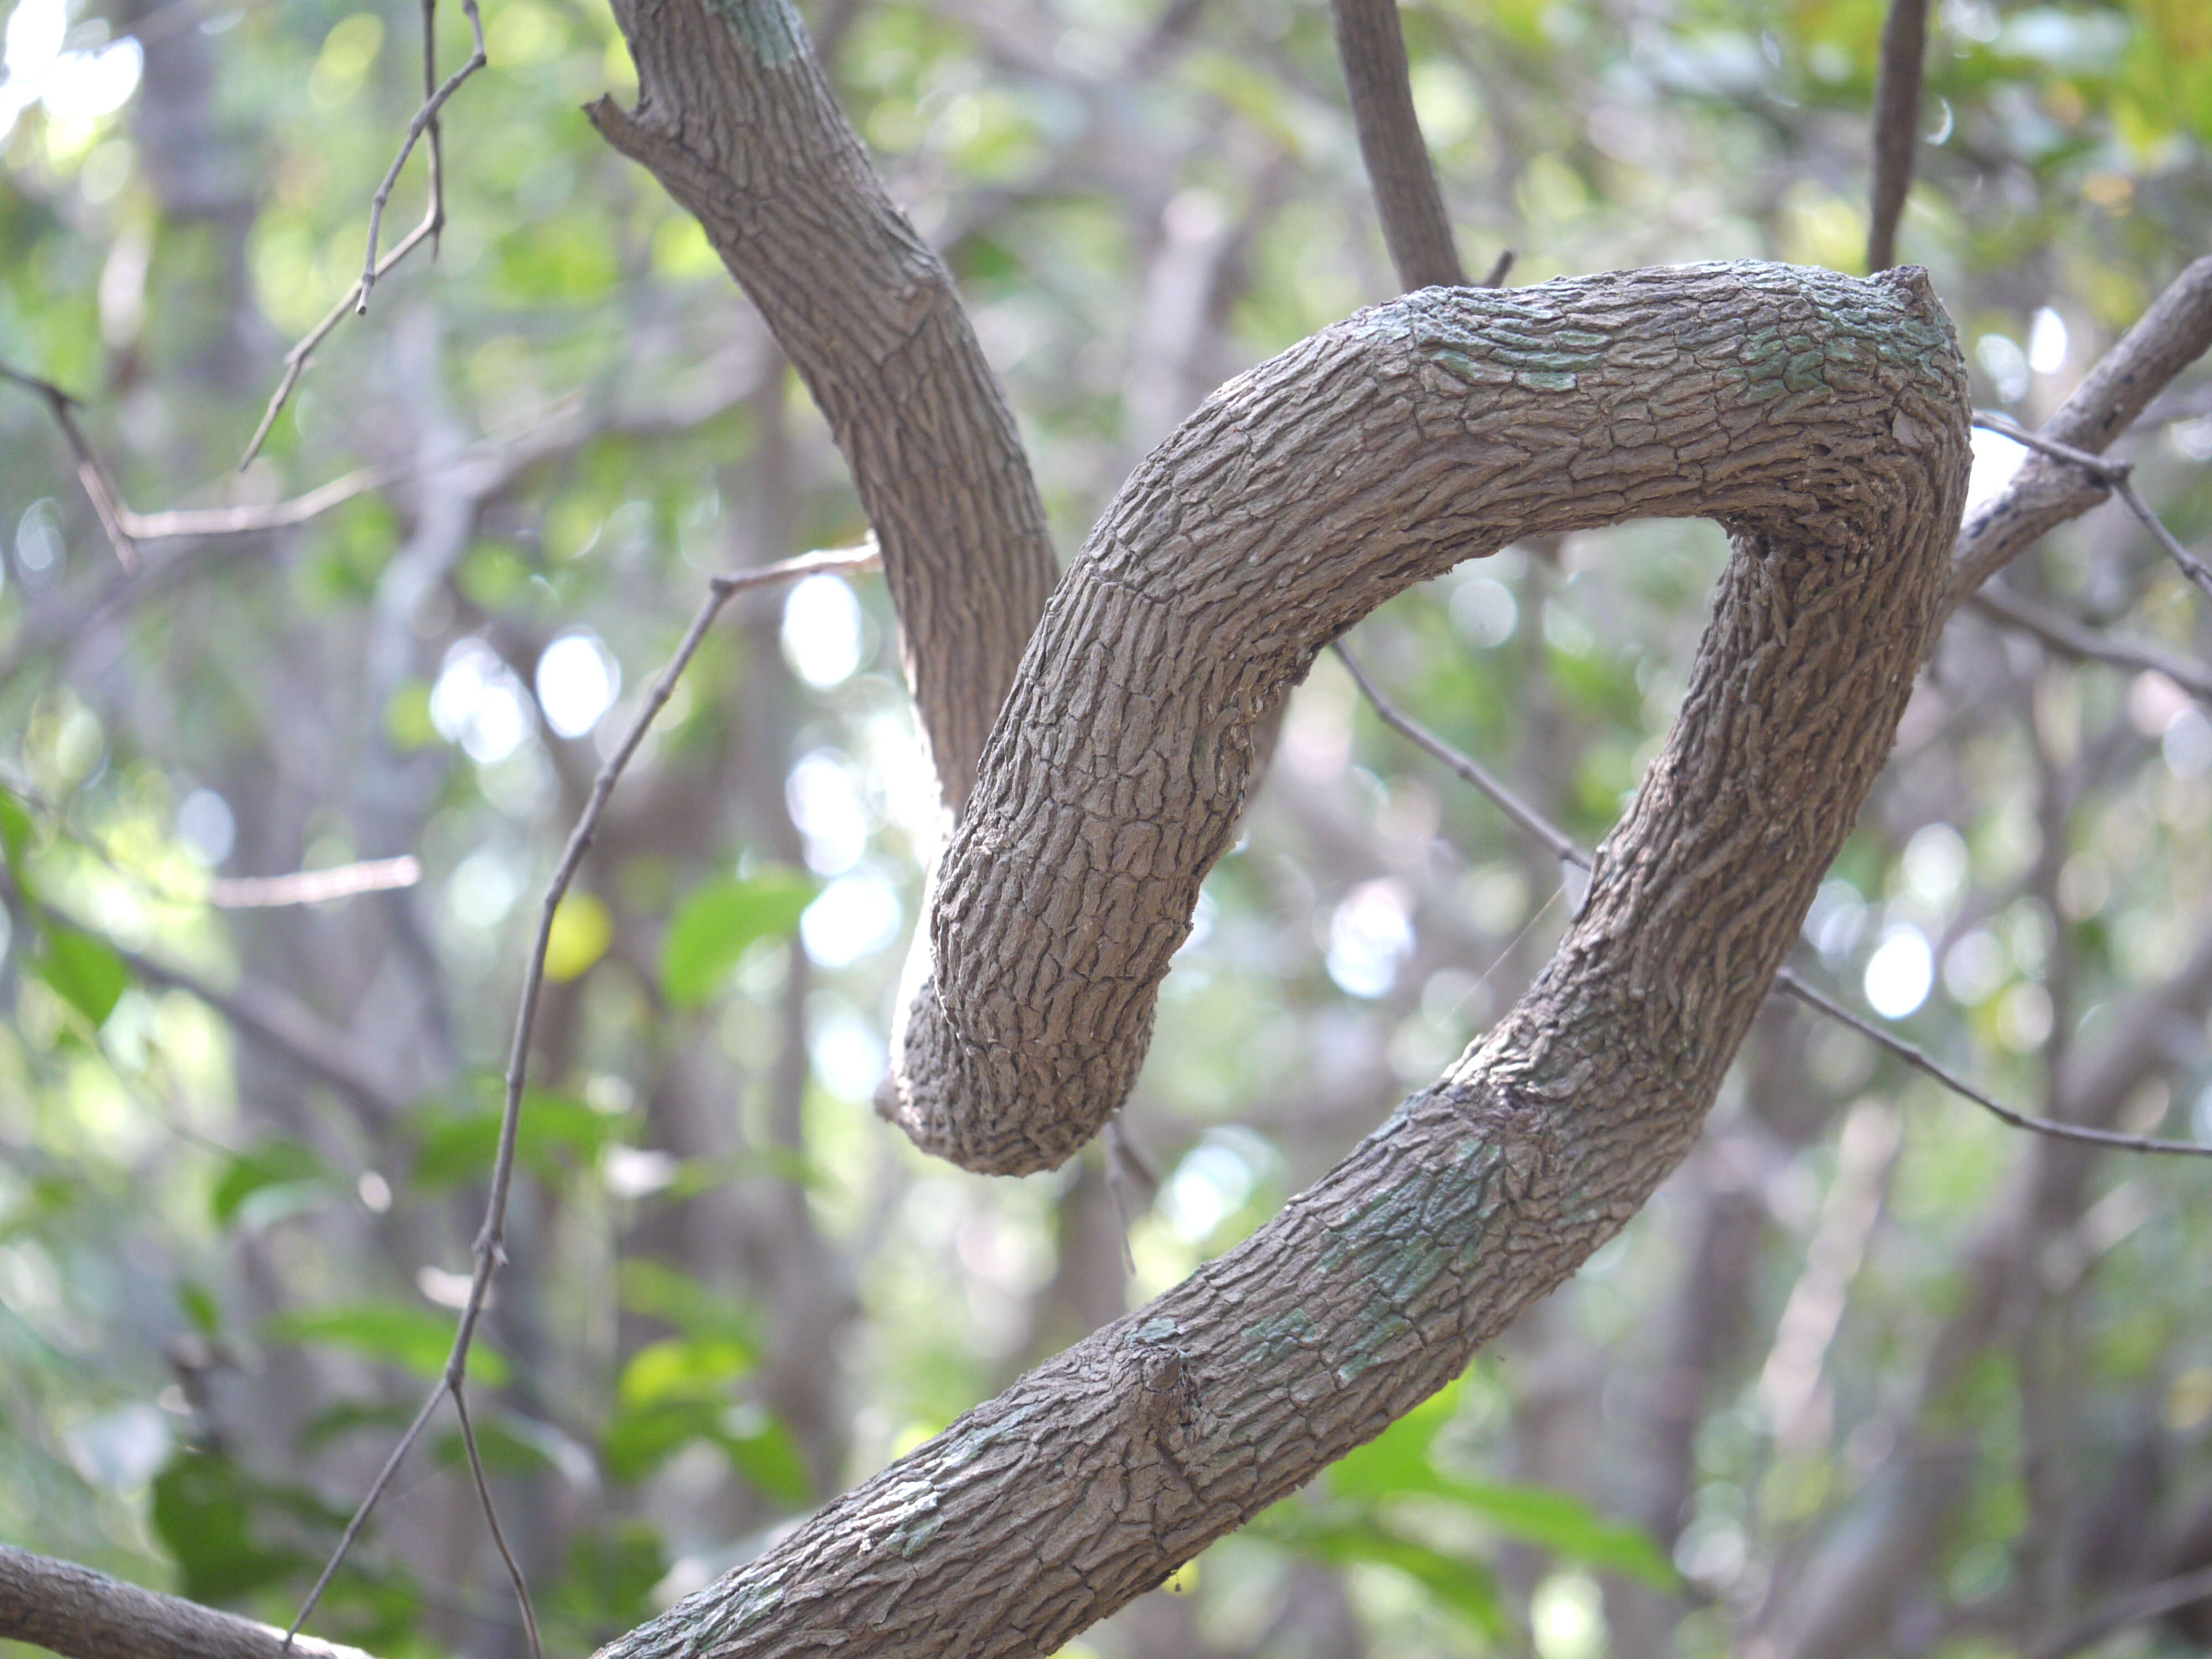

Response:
(0, 1547), (376, 1659)
(585, 261), (1972, 1657)
(1329, 0), (1467, 291)
(885, 260), (1968, 1176)
(586, 0), (1057, 813)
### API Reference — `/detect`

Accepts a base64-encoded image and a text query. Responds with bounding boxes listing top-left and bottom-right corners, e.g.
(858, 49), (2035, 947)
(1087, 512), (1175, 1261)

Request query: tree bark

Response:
(1942, 254), (2212, 615)
(594, 259), (1969, 1657)
(0, 1548), (374, 1659)
(886, 260), (1968, 1176)
(587, 0), (1058, 815)
(1329, 0), (1467, 292)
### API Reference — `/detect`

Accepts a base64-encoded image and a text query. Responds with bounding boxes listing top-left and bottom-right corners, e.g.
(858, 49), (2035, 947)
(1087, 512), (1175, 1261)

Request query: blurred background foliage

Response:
(1, 0), (2209, 1652)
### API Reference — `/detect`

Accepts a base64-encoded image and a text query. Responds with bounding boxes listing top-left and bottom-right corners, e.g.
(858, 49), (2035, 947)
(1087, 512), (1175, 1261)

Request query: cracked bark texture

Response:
(587, 0), (1057, 811)
(884, 260), (1967, 1175)
(596, 260), (1968, 1657)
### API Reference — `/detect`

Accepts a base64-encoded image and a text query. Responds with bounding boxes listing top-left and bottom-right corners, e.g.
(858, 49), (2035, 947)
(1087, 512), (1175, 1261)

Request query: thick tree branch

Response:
(887, 261), (1967, 1176)
(1941, 254), (2212, 617)
(586, 0), (1056, 813)
(1329, 0), (1466, 291)
(593, 260), (1969, 1657)
(0, 1546), (377, 1659)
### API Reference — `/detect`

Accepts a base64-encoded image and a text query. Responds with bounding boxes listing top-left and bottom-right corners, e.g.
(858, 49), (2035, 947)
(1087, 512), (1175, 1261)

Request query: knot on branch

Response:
(878, 260), (1970, 1175)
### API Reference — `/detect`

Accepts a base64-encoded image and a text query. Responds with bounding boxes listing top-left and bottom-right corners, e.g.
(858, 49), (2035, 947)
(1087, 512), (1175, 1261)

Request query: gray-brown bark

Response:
(1329, 0), (1467, 292)
(885, 260), (1967, 1176)
(1942, 254), (2212, 616)
(586, 0), (1057, 813)
(1864, 0), (1931, 273)
(0, 1547), (374, 1659)
(594, 260), (1969, 1657)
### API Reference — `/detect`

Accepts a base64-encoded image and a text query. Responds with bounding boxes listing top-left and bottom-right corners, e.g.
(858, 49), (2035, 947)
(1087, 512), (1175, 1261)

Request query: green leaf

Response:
(721, 1408), (811, 1505)
(618, 1335), (753, 1408)
(410, 1090), (619, 1189)
(178, 1280), (222, 1337)
(1254, 1508), (1505, 1636)
(1328, 1381), (1676, 1588)
(38, 923), (129, 1026)
(658, 868), (815, 1008)
(0, 785), (35, 888)
(599, 1396), (808, 1502)
(617, 1259), (760, 1347)
(150, 1448), (307, 1603)
(268, 1302), (509, 1387)
(211, 1139), (331, 1227)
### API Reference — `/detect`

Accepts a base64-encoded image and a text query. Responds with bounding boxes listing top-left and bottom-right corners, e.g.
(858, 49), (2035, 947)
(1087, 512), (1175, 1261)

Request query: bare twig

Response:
(1335, 635), (2212, 1159)
(281, 539), (880, 1652)
(241, 0), (487, 469)
(238, 216), (439, 469)
(1771, 970), (2212, 1159)
(449, 1387), (542, 1659)
(358, 0), (484, 315)
(211, 857), (423, 909)
(1333, 641), (1582, 864)
(1973, 409), (2212, 602)
(1, 365), (136, 568)
(1328, 0), (1465, 291)
(1968, 584), (2212, 708)
(1479, 248), (1515, 289)
(4, 359), (401, 545)
(1865, 0), (1932, 272)
(2027, 1563), (2212, 1659)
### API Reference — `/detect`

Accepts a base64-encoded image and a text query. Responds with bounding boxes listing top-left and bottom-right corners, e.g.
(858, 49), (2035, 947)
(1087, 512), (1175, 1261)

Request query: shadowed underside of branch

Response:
(587, 0), (1057, 813)
(597, 260), (1969, 1658)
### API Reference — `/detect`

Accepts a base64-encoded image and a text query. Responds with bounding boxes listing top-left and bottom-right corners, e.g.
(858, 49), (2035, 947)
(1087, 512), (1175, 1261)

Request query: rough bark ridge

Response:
(587, 0), (1057, 811)
(883, 261), (1969, 1175)
(598, 262), (1967, 1657)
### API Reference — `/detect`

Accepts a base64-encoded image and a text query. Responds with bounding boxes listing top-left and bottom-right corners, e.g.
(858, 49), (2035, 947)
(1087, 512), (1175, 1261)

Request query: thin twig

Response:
(1968, 584), (2212, 708)
(2027, 1563), (2212, 1659)
(450, 1386), (542, 1659)
(1, 364), (136, 568)
(1333, 641), (1584, 866)
(1942, 257), (2212, 617)
(1335, 633), (2212, 1160)
(281, 538), (880, 1651)
(212, 857), (423, 909)
(1479, 249), (1515, 289)
(242, 0), (486, 469)
(238, 215), (439, 468)
(359, 0), (484, 314)
(1865, 0), (1932, 272)
(1771, 970), (2211, 1159)
(1974, 409), (2212, 601)
(4, 358), (401, 544)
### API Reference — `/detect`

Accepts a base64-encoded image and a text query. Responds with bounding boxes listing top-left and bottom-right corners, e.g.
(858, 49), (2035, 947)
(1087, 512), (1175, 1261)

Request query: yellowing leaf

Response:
(545, 891), (614, 982)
